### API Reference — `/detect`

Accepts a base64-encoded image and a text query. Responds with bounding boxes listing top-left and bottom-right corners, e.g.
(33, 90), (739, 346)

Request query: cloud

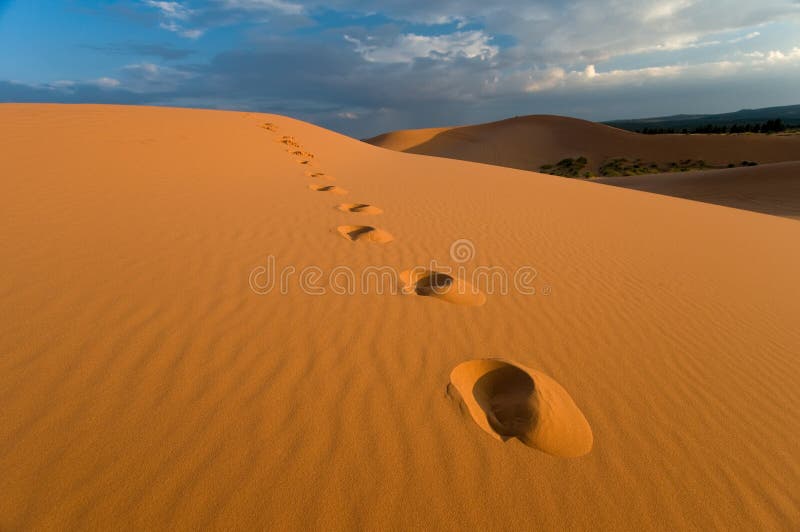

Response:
(216, 0), (304, 15)
(92, 77), (122, 88)
(344, 31), (499, 63)
(526, 45), (800, 93)
(143, 1), (205, 38)
(120, 62), (196, 92)
(641, 0), (695, 22)
(6, 0), (800, 137)
(729, 31), (761, 44)
(746, 46), (800, 62)
(144, 1), (193, 19)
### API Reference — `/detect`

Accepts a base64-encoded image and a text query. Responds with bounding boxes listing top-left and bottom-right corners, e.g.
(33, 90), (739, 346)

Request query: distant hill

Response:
(606, 104), (800, 132)
(365, 114), (800, 175)
(365, 113), (800, 217)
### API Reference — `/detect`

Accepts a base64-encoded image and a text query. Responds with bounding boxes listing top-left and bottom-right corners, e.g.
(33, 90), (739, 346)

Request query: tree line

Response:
(638, 119), (792, 135)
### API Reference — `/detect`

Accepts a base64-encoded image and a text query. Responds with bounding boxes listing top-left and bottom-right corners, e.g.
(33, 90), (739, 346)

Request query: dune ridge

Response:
(1, 104), (799, 530)
(366, 115), (800, 218)
(365, 115), (800, 173)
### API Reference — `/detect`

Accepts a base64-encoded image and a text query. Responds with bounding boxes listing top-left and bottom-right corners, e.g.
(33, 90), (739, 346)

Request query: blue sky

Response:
(2, 0), (800, 136)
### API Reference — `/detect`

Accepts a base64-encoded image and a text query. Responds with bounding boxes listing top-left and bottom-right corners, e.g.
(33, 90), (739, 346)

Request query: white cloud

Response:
(642, 0), (695, 22)
(91, 77), (121, 88)
(121, 62), (195, 91)
(143, 1), (204, 38)
(526, 45), (800, 92)
(217, 0), (304, 15)
(345, 31), (499, 63)
(729, 31), (761, 44)
(337, 111), (359, 119)
(144, 1), (192, 19)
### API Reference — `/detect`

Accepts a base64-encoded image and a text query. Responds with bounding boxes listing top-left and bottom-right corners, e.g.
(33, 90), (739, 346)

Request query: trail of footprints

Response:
(259, 120), (485, 306)
(258, 120), (591, 457)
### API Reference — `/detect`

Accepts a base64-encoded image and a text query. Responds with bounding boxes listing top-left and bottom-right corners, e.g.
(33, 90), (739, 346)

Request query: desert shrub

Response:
(539, 156), (590, 178)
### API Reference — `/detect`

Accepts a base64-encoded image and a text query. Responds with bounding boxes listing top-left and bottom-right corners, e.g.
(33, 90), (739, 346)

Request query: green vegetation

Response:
(600, 158), (661, 177)
(539, 156), (590, 178)
(540, 156), (759, 179)
(638, 119), (792, 135)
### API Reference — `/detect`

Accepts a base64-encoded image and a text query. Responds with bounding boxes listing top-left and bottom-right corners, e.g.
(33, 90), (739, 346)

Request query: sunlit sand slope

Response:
(1, 104), (799, 530)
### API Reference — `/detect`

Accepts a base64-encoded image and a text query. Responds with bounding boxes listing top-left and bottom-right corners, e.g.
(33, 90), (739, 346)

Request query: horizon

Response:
(2, 1), (800, 137)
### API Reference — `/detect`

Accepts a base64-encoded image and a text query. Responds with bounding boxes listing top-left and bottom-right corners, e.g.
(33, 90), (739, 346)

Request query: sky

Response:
(1, 0), (800, 137)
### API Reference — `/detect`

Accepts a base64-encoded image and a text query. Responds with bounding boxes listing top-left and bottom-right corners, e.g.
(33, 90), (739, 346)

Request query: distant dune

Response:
(2, 104), (799, 530)
(366, 115), (800, 172)
(596, 161), (800, 219)
(366, 115), (800, 218)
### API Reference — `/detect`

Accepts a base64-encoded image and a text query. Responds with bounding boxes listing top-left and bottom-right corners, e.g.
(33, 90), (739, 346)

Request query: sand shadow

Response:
(337, 203), (383, 215)
(309, 184), (347, 195)
(336, 225), (394, 243)
(472, 365), (538, 442)
(400, 269), (486, 306)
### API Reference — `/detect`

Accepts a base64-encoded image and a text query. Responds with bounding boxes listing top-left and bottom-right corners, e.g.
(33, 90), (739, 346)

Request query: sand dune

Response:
(595, 161), (800, 219)
(366, 115), (800, 218)
(2, 104), (800, 530)
(366, 115), (800, 173)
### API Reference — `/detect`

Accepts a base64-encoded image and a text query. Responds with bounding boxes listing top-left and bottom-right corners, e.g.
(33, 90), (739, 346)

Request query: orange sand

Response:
(1, 104), (799, 530)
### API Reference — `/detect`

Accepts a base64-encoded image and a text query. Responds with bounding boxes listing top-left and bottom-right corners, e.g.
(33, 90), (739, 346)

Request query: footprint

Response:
(306, 171), (335, 181)
(290, 150), (315, 159)
(309, 184), (348, 195)
(261, 122), (277, 131)
(336, 225), (394, 243)
(448, 359), (593, 457)
(337, 203), (383, 215)
(279, 136), (300, 148)
(399, 268), (486, 306)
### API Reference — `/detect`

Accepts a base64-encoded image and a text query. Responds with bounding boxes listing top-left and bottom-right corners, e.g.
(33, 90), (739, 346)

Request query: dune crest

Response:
(366, 115), (800, 218)
(449, 359), (593, 457)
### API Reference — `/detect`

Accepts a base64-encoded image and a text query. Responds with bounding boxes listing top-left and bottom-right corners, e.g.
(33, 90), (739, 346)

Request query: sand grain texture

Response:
(1, 104), (799, 530)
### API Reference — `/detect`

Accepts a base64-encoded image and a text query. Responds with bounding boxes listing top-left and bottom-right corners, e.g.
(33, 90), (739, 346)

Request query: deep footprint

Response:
(448, 359), (593, 457)
(399, 269), (486, 306)
(337, 203), (383, 215)
(336, 225), (394, 243)
(309, 184), (348, 195)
